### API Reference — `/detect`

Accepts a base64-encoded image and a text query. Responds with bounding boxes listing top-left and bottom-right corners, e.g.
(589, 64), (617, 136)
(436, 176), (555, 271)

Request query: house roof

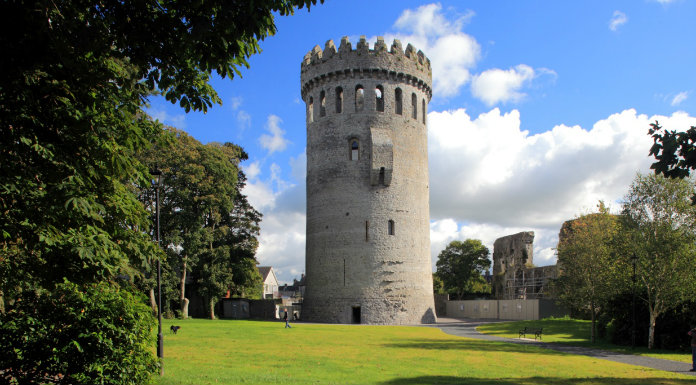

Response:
(257, 266), (273, 282)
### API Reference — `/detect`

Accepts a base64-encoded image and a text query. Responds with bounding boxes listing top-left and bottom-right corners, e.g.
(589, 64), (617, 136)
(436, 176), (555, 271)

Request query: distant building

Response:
(257, 266), (279, 299)
(278, 274), (306, 303)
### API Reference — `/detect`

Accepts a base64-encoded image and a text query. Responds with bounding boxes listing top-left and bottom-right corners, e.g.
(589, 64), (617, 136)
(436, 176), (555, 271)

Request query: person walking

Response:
(689, 327), (696, 372)
(284, 308), (291, 328)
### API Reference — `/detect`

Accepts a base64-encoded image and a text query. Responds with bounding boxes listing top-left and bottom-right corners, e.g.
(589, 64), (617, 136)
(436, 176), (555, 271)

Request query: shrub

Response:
(0, 280), (158, 384)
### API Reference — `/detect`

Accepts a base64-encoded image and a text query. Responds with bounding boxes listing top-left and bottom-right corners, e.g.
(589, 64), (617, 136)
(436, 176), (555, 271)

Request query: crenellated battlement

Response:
(301, 36), (432, 101)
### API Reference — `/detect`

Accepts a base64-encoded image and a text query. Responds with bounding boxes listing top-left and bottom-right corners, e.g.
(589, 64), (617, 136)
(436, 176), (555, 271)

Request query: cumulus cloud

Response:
(388, 3), (480, 98)
(242, 152), (307, 283)
(259, 114), (289, 154)
(471, 65), (536, 106)
(671, 91), (689, 106)
(609, 11), (628, 31)
(427, 107), (696, 266)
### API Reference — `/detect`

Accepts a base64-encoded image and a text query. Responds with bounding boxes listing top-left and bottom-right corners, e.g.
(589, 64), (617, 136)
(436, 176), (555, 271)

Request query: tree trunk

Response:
(648, 312), (658, 349)
(209, 298), (216, 320)
(149, 287), (157, 314)
(590, 304), (596, 344)
(0, 290), (5, 314)
(180, 257), (189, 319)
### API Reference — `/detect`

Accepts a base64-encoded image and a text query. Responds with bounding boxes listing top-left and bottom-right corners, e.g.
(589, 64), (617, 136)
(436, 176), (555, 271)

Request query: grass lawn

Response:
(476, 318), (691, 364)
(151, 318), (694, 385)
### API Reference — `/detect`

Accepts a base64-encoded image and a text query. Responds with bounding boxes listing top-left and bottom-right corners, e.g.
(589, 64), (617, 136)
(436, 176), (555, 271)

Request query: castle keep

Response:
(301, 36), (436, 324)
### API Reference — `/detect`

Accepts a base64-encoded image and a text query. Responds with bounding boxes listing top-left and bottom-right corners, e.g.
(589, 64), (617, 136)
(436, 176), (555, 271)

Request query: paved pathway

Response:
(428, 318), (695, 376)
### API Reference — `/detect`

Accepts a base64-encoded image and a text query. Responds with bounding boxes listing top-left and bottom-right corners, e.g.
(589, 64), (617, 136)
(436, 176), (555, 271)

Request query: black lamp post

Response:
(150, 167), (164, 374)
(631, 253), (637, 349)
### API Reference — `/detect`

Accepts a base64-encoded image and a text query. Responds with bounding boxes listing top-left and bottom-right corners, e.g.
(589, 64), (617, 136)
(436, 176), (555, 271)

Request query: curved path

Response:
(428, 318), (695, 376)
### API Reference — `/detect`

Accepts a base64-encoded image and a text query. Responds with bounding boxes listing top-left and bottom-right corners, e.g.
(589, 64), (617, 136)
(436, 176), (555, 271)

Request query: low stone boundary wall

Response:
(445, 299), (567, 320)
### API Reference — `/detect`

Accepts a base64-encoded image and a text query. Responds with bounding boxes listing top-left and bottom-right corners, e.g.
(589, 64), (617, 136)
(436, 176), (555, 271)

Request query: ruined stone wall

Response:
(492, 231), (535, 299)
(301, 36), (436, 324)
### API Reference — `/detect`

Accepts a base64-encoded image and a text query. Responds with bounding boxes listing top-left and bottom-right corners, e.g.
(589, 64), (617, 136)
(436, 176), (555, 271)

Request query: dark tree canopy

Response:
(1, 0), (320, 295)
(0, 0), (321, 382)
(648, 121), (696, 202)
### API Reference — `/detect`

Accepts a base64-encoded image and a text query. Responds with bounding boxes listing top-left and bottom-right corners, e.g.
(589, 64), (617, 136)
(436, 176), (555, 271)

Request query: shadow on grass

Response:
(379, 376), (695, 385)
(383, 338), (568, 356)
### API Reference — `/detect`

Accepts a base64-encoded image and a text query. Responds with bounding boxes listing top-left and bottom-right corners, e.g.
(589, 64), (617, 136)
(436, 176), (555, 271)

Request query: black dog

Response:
(170, 325), (181, 334)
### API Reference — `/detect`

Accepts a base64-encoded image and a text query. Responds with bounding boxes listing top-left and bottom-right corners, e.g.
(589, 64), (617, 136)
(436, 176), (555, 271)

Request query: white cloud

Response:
(237, 110), (251, 130)
(228, 96), (243, 110)
(259, 114), (289, 154)
(242, 161), (261, 180)
(427, 107), (696, 267)
(471, 65), (536, 106)
(148, 108), (187, 129)
(242, 152), (306, 284)
(671, 91), (689, 106)
(388, 3), (480, 98)
(609, 11), (628, 31)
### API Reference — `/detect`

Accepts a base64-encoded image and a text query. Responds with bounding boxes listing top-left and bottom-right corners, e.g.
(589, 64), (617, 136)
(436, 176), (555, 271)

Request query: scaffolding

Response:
(503, 266), (557, 300)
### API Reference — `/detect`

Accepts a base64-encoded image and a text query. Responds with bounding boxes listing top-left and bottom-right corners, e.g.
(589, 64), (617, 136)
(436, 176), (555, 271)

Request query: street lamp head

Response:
(150, 167), (162, 186)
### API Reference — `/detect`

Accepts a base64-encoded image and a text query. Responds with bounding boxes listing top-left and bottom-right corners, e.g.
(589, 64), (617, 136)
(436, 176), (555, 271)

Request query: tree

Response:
(432, 274), (446, 295)
(435, 240), (491, 300)
(1, 0), (321, 381)
(648, 121), (696, 202)
(621, 173), (696, 349)
(556, 202), (626, 343)
(0, 281), (157, 385)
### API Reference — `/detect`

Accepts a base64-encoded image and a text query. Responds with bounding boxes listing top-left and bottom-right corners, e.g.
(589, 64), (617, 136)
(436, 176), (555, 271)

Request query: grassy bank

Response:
(476, 318), (690, 363)
(151, 318), (693, 385)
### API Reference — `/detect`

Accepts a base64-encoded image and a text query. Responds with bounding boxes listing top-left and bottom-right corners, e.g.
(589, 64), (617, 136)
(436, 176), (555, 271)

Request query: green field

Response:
(476, 318), (691, 363)
(152, 319), (693, 385)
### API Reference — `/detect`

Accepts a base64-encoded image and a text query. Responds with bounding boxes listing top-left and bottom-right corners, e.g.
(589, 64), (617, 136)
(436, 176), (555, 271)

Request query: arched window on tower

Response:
(375, 85), (384, 112)
(350, 139), (359, 161)
(336, 87), (343, 113)
(355, 85), (364, 112)
(395, 88), (402, 115)
(422, 99), (426, 124)
(320, 90), (326, 117)
(308, 96), (314, 123)
(388, 220), (395, 236)
(411, 93), (417, 120)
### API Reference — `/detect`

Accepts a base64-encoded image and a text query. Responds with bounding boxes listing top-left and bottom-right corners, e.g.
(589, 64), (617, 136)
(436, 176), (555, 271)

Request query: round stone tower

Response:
(301, 36), (436, 325)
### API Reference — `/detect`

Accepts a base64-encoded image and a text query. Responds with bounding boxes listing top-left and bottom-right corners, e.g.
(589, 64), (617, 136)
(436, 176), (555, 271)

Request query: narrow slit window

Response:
(308, 97), (314, 123)
(422, 99), (426, 124)
(395, 88), (402, 115)
(411, 93), (418, 120)
(335, 87), (343, 113)
(411, 93), (417, 119)
(355, 85), (364, 112)
(365, 220), (369, 242)
(388, 220), (395, 236)
(320, 90), (326, 117)
(375, 85), (384, 112)
(350, 140), (359, 161)
(379, 167), (385, 185)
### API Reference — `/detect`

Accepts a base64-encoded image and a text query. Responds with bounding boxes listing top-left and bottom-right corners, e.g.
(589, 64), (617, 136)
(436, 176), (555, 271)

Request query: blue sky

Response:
(148, 0), (696, 284)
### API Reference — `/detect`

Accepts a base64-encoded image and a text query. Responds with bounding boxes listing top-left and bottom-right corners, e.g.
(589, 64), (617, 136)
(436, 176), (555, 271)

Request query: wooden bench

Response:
(519, 326), (543, 340)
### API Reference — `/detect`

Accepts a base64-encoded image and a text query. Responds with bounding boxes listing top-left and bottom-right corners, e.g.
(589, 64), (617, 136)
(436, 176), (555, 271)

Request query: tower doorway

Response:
(351, 306), (361, 324)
